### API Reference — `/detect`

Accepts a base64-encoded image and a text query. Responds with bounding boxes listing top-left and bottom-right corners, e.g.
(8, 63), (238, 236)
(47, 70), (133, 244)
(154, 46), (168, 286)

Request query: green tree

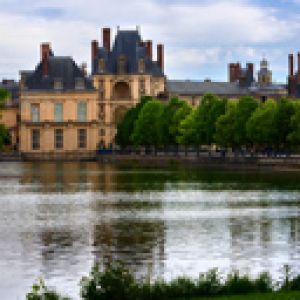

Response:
(193, 94), (227, 145)
(288, 102), (300, 145)
(115, 96), (152, 147)
(0, 88), (10, 150)
(246, 99), (277, 147)
(159, 97), (189, 145)
(177, 109), (197, 145)
(234, 96), (259, 146)
(131, 100), (164, 146)
(273, 98), (295, 148)
(215, 102), (236, 147)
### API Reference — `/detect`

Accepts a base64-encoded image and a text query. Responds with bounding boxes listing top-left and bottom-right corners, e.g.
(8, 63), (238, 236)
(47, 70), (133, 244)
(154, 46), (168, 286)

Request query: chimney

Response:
(81, 62), (87, 76)
(145, 40), (153, 60)
(103, 27), (111, 52)
(91, 40), (98, 74)
(247, 63), (254, 82)
(157, 44), (164, 72)
(289, 54), (294, 77)
(41, 43), (51, 76)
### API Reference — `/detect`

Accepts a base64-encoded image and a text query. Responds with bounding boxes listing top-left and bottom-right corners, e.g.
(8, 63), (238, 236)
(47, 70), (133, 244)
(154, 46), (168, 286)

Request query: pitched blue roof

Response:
(93, 30), (163, 76)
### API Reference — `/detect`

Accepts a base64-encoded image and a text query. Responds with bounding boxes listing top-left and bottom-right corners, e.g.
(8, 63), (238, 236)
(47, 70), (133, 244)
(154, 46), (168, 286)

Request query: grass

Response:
(182, 291), (300, 300)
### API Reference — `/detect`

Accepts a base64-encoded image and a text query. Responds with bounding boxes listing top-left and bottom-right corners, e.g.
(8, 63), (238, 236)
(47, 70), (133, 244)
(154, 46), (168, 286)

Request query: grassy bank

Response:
(27, 263), (300, 300)
(183, 291), (300, 299)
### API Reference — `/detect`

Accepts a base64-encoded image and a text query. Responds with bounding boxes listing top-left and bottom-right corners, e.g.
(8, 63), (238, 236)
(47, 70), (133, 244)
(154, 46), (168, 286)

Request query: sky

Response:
(0, 0), (300, 83)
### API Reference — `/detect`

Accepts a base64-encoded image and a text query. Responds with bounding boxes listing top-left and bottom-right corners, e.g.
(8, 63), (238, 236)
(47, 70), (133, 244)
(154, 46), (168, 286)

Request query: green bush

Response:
(80, 262), (138, 300)
(26, 278), (69, 300)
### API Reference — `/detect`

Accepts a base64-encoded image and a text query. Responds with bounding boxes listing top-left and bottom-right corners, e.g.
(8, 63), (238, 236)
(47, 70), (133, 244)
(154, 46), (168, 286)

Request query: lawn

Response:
(181, 291), (300, 299)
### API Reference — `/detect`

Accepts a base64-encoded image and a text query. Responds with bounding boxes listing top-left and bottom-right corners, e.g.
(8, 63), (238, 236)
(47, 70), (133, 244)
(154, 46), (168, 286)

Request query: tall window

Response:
(54, 103), (63, 122)
(78, 129), (87, 149)
(54, 129), (63, 149)
(31, 104), (40, 122)
(31, 129), (40, 150)
(77, 102), (87, 122)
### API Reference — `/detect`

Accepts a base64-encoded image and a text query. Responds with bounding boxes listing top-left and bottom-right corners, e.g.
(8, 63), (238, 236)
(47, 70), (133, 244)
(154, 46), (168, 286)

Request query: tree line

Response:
(115, 94), (300, 152)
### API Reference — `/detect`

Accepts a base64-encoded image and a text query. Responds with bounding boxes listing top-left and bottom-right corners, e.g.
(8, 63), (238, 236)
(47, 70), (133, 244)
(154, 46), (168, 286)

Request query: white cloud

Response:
(0, 0), (299, 81)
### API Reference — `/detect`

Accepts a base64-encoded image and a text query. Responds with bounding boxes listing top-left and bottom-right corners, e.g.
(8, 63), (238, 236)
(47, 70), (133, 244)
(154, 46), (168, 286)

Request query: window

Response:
(139, 79), (145, 95)
(31, 104), (40, 122)
(54, 103), (63, 122)
(138, 59), (145, 73)
(54, 129), (63, 149)
(100, 128), (105, 136)
(98, 59), (106, 73)
(75, 78), (84, 90)
(54, 78), (63, 90)
(117, 55), (126, 74)
(77, 102), (87, 122)
(78, 129), (87, 149)
(31, 129), (40, 150)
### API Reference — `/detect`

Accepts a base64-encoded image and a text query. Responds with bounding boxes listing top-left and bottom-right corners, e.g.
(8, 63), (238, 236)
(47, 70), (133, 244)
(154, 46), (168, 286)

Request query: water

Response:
(0, 162), (300, 299)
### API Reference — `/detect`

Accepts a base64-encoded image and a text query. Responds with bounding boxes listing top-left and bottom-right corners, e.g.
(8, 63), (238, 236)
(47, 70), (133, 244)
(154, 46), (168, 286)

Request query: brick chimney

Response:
(247, 63), (254, 82)
(297, 52), (300, 83)
(91, 40), (98, 74)
(289, 54), (294, 77)
(157, 44), (164, 72)
(41, 43), (51, 76)
(103, 27), (111, 52)
(229, 63), (241, 82)
(145, 40), (153, 61)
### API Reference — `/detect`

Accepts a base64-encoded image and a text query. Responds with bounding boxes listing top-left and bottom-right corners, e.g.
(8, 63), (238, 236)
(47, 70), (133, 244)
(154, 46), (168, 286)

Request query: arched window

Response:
(113, 82), (131, 99)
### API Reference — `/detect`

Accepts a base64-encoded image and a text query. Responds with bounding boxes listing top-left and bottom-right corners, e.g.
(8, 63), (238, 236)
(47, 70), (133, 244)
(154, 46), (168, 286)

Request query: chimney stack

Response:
(41, 43), (51, 76)
(247, 63), (254, 82)
(157, 44), (164, 72)
(145, 40), (153, 60)
(91, 40), (98, 74)
(103, 27), (111, 52)
(289, 54), (294, 77)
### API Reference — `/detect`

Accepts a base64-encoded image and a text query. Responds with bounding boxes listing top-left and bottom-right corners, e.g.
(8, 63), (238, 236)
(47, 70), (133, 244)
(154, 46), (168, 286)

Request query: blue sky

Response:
(0, 0), (300, 83)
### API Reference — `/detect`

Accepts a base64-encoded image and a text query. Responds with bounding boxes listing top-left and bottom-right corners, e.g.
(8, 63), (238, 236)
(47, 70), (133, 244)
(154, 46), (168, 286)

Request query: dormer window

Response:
(138, 59), (145, 74)
(117, 55), (126, 74)
(98, 58), (106, 73)
(75, 78), (85, 90)
(54, 78), (63, 90)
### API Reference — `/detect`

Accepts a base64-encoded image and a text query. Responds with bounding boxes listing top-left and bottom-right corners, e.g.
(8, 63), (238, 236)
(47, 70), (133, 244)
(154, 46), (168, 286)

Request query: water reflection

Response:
(0, 162), (300, 299)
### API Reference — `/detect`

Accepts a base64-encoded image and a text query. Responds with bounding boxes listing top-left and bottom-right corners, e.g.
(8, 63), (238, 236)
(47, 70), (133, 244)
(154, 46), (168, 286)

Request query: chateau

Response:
(0, 26), (298, 158)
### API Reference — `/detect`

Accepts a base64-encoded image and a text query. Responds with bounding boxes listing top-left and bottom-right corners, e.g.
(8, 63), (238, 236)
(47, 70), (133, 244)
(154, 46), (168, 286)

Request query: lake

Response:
(0, 162), (300, 299)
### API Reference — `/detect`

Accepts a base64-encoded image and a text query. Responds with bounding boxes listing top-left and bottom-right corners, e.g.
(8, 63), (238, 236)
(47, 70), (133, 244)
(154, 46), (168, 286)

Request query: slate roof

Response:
(167, 80), (249, 96)
(93, 30), (163, 76)
(24, 55), (94, 91)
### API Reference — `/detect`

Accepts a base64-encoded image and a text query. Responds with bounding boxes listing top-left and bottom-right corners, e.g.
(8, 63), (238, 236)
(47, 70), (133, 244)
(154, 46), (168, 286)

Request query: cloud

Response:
(0, 0), (299, 82)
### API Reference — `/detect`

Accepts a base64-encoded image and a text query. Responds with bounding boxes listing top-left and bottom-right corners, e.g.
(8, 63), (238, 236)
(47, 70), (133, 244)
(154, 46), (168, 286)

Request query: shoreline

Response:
(2, 152), (300, 172)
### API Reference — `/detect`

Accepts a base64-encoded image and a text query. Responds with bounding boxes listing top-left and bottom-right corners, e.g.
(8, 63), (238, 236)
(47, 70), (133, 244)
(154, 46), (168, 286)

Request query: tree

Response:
(234, 96), (259, 146)
(246, 99), (277, 147)
(115, 96), (152, 147)
(193, 94), (227, 145)
(215, 102), (236, 147)
(288, 102), (300, 145)
(159, 97), (189, 145)
(0, 88), (10, 150)
(131, 100), (164, 146)
(176, 109), (197, 145)
(273, 98), (295, 148)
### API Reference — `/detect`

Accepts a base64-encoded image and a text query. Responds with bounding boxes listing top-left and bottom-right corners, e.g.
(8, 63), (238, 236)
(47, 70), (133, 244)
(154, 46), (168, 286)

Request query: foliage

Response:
(215, 102), (236, 147)
(193, 94), (227, 145)
(0, 88), (9, 109)
(115, 96), (152, 147)
(80, 262), (138, 300)
(131, 100), (164, 146)
(246, 99), (277, 146)
(26, 278), (70, 300)
(234, 96), (259, 146)
(288, 103), (300, 145)
(159, 97), (190, 145)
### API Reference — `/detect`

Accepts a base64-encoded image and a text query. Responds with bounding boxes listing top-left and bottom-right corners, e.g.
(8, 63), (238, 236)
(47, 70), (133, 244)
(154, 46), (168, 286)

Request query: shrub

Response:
(196, 268), (222, 296)
(26, 278), (69, 300)
(80, 262), (138, 300)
